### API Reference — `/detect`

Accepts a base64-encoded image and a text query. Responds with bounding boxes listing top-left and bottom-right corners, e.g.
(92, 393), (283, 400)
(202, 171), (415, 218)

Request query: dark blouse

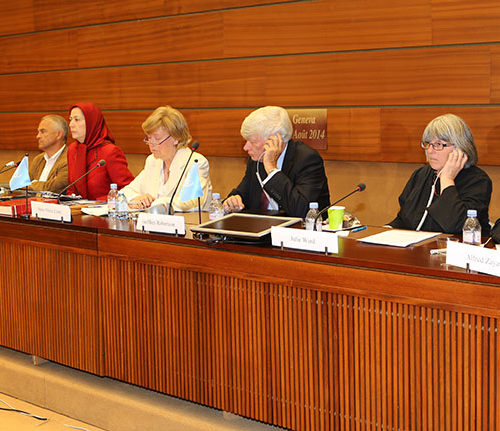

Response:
(389, 164), (492, 235)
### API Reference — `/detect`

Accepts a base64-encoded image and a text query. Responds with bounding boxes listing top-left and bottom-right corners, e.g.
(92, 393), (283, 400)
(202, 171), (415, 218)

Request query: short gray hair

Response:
(240, 106), (293, 143)
(42, 114), (69, 143)
(422, 113), (477, 167)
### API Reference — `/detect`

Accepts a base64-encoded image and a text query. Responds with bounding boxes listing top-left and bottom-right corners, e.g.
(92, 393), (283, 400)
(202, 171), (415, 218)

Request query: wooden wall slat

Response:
(3, 107), (500, 164)
(222, 1), (431, 57)
(0, 1), (34, 37)
(0, 0), (294, 37)
(0, 47), (491, 109)
(431, 0), (500, 45)
(4, 1), (500, 74)
(0, 1), (433, 74)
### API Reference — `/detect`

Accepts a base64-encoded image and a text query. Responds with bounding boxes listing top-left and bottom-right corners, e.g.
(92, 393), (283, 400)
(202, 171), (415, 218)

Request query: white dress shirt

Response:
(38, 145), (66, 182)
(121, 147), (212, 212)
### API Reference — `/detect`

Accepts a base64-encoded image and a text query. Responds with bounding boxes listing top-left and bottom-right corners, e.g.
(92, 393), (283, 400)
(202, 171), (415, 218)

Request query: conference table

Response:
(0, 212), (498, 431)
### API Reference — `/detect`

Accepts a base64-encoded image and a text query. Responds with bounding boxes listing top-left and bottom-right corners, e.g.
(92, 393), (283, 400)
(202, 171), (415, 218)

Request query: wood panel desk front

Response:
(0, 214), (498, 431)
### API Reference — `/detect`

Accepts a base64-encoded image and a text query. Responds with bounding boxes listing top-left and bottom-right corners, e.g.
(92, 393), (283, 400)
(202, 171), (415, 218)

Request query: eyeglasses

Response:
(143, 135), (170, 146)
(420, 140), (455, 151)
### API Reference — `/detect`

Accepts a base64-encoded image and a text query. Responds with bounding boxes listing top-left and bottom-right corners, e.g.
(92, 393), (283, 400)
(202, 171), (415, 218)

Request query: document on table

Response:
(358, 229), (439, 247)
(81, 205), (108, 216)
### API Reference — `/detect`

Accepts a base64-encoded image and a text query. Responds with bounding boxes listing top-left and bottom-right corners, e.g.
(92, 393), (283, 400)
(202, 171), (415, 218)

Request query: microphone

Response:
(57, 159), (106, 203)
(168, 141), (199, 215)
(314, 183), (366, 230)
(0, 160), (21, 175)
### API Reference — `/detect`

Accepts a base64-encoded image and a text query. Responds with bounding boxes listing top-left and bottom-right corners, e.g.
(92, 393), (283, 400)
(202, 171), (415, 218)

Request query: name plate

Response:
(446, 241), (500, 277)
(136, 213), (185, 235)
(271, 226), (338, 254)
(31, 201), (71, 222)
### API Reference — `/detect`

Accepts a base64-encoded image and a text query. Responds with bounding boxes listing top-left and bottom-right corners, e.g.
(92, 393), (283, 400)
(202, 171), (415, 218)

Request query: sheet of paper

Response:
(81, 205), (108, 216)
(358, 229), (439, 247)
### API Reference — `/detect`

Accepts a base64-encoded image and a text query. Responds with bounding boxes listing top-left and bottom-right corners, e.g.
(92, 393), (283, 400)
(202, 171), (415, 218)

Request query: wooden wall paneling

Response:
(489, 45), (500, 103)
(0, 47), (491, 110)
(0, 30), (79, 74)
(380, 107), (500, 165)
(323, 108), (381, 161)
(0, 1), (433, 74)
(0, 1), (34, 37)
(4, 106), (500, 164)
(431, 0), (500, 45)
(0, 0), (298, 37)
(223, 0), (432, 57)
(76, 13), (225, 71)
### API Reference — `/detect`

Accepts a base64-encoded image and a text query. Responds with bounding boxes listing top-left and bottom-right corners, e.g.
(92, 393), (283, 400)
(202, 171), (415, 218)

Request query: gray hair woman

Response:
(389, 113), (492, 234)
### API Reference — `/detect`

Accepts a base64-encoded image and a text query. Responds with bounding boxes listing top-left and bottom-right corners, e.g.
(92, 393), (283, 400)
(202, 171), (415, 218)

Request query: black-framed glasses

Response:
(143, 135), (170, 146)
(420, 140), (454, 151)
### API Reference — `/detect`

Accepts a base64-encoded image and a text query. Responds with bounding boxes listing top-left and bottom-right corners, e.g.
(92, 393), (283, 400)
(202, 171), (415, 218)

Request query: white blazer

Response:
(121, 148), (212, 212)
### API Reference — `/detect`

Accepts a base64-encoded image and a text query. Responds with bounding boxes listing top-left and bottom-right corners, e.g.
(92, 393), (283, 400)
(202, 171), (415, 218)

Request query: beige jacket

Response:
(29, 146), (68, 193)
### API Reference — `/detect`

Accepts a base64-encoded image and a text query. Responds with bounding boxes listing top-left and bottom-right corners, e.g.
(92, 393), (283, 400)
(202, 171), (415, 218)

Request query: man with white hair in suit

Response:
(224, 106), (330, 218)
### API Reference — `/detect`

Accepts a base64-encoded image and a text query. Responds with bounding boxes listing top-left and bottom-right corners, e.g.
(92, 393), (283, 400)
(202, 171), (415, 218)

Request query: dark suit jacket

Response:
(228, 140), (330, 218)
(492, 219), (500, 243)
(29, 146), (69, 193)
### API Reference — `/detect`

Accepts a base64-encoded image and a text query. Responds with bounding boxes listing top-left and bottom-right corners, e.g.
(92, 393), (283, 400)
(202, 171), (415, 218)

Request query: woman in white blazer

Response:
(122, 106), (212, 212)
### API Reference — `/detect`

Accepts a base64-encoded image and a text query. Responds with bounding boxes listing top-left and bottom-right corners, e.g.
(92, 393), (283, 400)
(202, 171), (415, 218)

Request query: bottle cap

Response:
(212, 193), (220, 200)
(467, 209), (477, 218)
(309, 202), (318, 209)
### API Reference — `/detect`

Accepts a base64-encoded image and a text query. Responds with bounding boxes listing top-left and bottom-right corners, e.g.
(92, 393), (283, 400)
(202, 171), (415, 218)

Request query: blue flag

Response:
(180, 161), (203, 202)
(9, 155), (32, 191)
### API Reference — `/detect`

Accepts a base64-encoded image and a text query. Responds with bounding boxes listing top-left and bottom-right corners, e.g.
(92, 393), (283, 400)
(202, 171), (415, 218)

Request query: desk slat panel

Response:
(0, 241), (100, 374)
(100, 251), (499, 431)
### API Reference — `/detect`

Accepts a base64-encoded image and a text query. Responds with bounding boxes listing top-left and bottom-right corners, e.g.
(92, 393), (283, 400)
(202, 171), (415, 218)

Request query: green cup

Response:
(328, 206), (345, 230)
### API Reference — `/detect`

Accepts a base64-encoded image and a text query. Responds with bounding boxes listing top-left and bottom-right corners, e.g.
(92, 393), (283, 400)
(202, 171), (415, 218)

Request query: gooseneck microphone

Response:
(168, 141), (199, 215)
(0, 160), (21, 175)
(314, 183), (366, 230)
(57, 159), (106, 203)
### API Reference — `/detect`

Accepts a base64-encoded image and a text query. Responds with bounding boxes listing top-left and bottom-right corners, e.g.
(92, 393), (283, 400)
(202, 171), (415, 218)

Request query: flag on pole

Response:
(9, 155), (32, 191)
(179, 161), (203, 202)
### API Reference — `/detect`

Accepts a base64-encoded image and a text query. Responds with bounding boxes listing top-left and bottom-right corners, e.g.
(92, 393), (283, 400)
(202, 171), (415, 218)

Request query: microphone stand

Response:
(0, 163), (19, 176)
(21, 186), (30, 219)
(168, 143), (199, 215)
(314, 184), (366, 230)
(57, 162), (104, 203)
(197, 197), (201, 224)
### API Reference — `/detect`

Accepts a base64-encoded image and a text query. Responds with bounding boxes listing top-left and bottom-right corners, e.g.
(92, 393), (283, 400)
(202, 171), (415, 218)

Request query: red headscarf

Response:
(68, 102), (115, 198)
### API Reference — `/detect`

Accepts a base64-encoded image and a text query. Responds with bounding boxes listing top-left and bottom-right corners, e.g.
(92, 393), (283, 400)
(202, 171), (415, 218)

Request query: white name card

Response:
(446, 241), (500, 277)
(31, 201), (71, 222)
(136, 213), (185, 235)
(271, 226), (338, 254)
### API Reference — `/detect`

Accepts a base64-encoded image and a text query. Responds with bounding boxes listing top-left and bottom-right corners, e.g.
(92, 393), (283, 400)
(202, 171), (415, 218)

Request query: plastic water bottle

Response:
(209, 193), (224, 220)
(107, 183), (118, 219)
(462, 209), (481, 245)
(304, 202), (322, 231)
(116, 191), (129, 220)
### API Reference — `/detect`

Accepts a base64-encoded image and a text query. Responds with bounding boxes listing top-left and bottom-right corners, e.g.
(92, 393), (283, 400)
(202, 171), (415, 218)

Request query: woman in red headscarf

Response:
(67, 102), (134, 200)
